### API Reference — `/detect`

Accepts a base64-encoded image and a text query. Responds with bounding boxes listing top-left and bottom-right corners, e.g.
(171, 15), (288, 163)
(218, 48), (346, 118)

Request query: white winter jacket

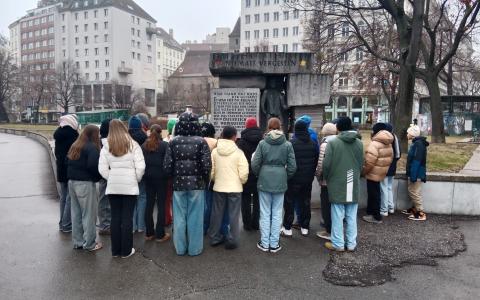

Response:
(98, 138), (146, 196)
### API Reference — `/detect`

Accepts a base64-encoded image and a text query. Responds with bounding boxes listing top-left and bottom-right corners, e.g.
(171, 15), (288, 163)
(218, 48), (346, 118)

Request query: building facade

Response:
(10, 0), (159, 119)
(240, 0), (306, 53)
(155, 28), (185, 96)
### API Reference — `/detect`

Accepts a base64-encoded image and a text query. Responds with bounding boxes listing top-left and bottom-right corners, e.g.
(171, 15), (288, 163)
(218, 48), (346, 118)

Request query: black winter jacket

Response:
(237, 127), (263, 193)
(67, 142), (102, 182)
(142, 141), (169, 183)
(288, 131), (319, 186)
(54, 126), (79, 183)
(387, 134), (401, 177)
(129, 129), (147, 146)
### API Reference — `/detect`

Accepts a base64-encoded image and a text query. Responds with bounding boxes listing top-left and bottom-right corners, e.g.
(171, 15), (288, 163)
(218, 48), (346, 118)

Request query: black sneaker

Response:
(269, 245), (282, 253)
(257, 241), (269, 252)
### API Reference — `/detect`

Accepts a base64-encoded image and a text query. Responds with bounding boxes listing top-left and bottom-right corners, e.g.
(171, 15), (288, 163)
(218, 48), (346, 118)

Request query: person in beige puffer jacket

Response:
(362, 123), (394, 224)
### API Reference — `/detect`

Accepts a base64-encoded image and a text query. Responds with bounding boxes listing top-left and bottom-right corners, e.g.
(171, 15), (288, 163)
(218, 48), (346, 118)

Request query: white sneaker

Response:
(380, 212), (389, 217)
(280, 227), (292, 237)
(389, 209), (395, 214)
(316, 231), (331, 241)
(300, 228), (309, 236)
(122, 248), (136, 259)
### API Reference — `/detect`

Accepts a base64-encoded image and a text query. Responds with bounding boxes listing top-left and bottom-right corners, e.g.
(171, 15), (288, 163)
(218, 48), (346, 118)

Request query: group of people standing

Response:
(54, 111), (428, 257)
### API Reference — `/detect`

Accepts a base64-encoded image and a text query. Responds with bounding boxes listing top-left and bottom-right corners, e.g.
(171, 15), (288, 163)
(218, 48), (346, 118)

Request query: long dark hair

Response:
(67, 125), (101, 160)
(144, 124), (163, 152)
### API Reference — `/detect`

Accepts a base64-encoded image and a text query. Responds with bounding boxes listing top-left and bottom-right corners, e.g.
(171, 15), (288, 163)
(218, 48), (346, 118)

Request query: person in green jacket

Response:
(323, 117), (364, 252)
(251, 118), (297, 253)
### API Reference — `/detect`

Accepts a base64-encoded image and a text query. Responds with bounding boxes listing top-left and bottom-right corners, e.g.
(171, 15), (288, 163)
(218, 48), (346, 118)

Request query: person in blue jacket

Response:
(402, 125), (429, 221)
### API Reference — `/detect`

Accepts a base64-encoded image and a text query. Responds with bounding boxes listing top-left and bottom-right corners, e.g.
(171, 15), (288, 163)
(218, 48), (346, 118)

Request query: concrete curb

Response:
(0, 128), (60, 198)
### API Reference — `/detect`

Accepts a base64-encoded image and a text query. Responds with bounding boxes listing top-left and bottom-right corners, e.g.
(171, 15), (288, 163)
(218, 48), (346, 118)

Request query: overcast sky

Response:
(1, 0), (240, 43)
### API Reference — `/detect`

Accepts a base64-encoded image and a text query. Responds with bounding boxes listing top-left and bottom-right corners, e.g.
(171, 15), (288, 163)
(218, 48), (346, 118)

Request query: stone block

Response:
(422, 181), (454, 214)
(452, 182), (480, 215)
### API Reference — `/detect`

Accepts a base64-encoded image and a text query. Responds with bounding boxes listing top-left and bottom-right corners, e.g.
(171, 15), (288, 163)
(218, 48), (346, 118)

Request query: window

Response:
(254, 14), (260, 23)
(245, 47), (250, 52)
(255, 0), (260, 5)
(292, 43), (299, 51)
(105, 60), (109, 67)
(132, 52), (135, 59)
(342, 22), (349, 37)
(105, 72), (109, 80)
(246, 0), (251, 7)
(85, 73), (90, 80)
(84, 0), (88, 6)
(75, 12), (79, 20)
(94, 10), (98, 18)
(62, 26), (65, 33)
(293, 10), (300, 19)
(62, 37), (66, 45)
(84, 36), (89, 44)
(274, 12), (279, 21)
(104, 9), (108, 16)
(338, 74), (348, 88)
(94, 23), (98, 30)
(147, 45), (152, 52)
(85, 48), (89, 56)
(95, 73), (99, 80)
(62, 14), (65, 21)
(245, 15), (251, 24)
(283, 27), (288, 37)
(356, 47), (363, 61)
(75, 25), (79, 33)
(283, 11), (289, 20)
(137, 41), (141, 49)
(131, 40), (135, 47)
(274, 0), (279, 3)
(95, 48), (99, 55)
(137, 30), (140, 37)
(340, 51), (348, 62)
(85, 61), (89, 68)
(104, 22), (108, 29)
(265, 0), (270, 4)
(94, 35), (98, 43)
(356, 74), (364, 86)
(104, 47), (109, 55)
(254, 46), (260, 52)
(75, 37), (79, 45)
(132, 16), (135, 24)
(137, 17), (140, 25)
(245, 31), (250, 40)
(327, 24), (334, 38)
(282, 44), (288, 52)
(273, 28), (279, 38)
(76, 61), (80, 69)
(63, 49), (66, 57)
(264, 13), (269, 22)
(264, 29), (269, 38)
(95, 60), (99, 68)
(148, 56), (152, 63)
(254, 30), (260, 39)
(137, 53), (141, 60)
(84, 24), (88, 32)
(104, 34), (108, 42)
(84, 11), (88, 19)
(293, 26), (299, 36)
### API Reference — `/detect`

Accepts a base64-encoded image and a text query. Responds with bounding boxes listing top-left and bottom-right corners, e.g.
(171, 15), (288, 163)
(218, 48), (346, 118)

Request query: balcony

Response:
(118, 66), (133, 75)
(146, 27), (157, 36)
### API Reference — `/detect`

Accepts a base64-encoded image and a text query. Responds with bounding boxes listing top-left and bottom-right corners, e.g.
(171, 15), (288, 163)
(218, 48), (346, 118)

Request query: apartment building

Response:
(10, 0), (158, 118)
(156, 28), (185, 95)
(240, 0), (305, 53)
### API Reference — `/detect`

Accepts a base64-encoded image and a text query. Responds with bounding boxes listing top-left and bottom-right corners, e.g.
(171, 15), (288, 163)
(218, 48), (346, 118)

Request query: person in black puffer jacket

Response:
(54, 114), (79, 233)
(237, 117), (263, 231)
(67, 125), (103, 251)
(282, 119), (319, 237)
(164, 112), (211, 256)
(128, 115), (148, 233)
(142, 124), (170, 242)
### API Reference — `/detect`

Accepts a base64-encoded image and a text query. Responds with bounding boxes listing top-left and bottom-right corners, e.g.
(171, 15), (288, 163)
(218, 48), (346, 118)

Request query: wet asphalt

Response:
(1, 132), (480, 300)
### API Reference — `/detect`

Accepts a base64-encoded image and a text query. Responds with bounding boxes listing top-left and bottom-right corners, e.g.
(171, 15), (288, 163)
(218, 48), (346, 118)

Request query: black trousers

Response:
(320, 185), (332, 233)
(283, 183), (312, 230)
(145, 180), (168, 239)
(109, 195), (136, 256)
(241, 191), (259, 230)
(366, 179), (382, 221)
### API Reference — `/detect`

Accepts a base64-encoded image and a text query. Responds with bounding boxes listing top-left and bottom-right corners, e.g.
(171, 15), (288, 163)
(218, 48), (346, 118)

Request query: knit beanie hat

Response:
(385, 123), (393, 133)
(298, 115), (312, 127)
(136, 113), (150, 130)
(100, 118), (111, 139)
(321, 123), (337, 136)
(167, 118), (177, 135)
(336, 116), (353, 132)
(294, 119), (308, 133)
(372, 122), (388, 135)
(128, 116), (142, 130)
(59, 114), (79, 130)
(245, 117), (258, 129)
(200, 122), (216, 138)
(407, 125), (421, 137)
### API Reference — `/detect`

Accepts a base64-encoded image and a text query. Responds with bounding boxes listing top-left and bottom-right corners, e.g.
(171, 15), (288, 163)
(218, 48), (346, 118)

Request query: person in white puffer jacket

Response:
(98, 119), (145, 259)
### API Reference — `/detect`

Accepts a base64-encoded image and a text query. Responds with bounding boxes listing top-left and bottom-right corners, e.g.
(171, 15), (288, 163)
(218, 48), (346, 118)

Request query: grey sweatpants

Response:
(209, 192), (241, 247)
(69, 180), (98, 250)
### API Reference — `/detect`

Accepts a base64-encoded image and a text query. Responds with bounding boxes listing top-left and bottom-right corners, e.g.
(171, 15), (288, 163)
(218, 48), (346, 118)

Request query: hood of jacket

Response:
(372, 130), (394, 145)
(265, 130), (286, 145)
(175, 112), (201, 137)
(241, 127), (263, 144)
(216, 139), (238, 156)
(413, 136), (430, 147)
(337, 131), (361, 144)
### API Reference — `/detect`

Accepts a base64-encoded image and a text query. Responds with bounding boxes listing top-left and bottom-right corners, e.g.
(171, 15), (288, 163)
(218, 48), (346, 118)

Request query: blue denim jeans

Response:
(380, 176), (394, 213)
(133, 180), (146, 232)
(69, 180), (98, 250)
(259, 191), (284, 249)
(97, 179), (111, 230)
(331, 203), (358, 250)
(59, 182), (72, 231)
(204, 189), (229, 235)
(173, 190), (204, 256)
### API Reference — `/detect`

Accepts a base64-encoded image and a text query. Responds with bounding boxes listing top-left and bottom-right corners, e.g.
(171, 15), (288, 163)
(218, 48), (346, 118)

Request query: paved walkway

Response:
(461, 145), (480, 176)
(1, 132), (480, 299)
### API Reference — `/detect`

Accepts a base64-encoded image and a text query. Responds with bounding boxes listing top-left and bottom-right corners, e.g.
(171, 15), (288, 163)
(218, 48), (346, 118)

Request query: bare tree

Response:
(20, 66), (54, 124)
(53, 60), (82, 114)
(0, 35), (18, 122)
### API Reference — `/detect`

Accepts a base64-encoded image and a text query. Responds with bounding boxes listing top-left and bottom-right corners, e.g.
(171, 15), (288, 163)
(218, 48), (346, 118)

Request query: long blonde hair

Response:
(108, 119), (132, 157)
(67, 125), (100, 160)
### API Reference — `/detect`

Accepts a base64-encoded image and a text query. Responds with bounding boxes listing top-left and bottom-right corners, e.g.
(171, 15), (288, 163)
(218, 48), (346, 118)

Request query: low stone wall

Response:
(0, 128), (60, 198)
(312, 172), (480, 216)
